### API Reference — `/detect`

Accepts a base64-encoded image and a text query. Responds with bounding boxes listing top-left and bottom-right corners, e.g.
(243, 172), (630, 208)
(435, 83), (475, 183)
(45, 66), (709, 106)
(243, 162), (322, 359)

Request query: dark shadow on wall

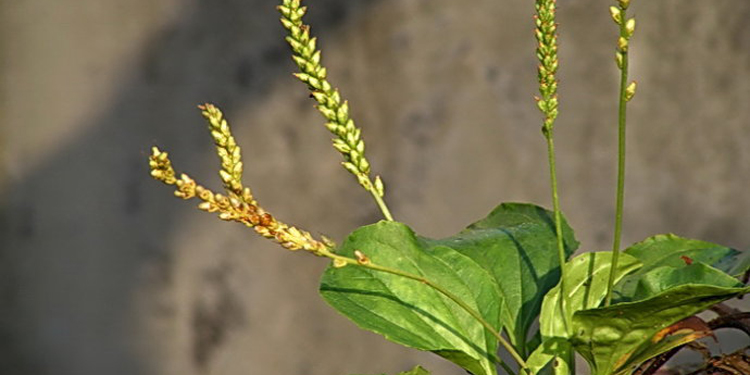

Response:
(0, 0), (379, 374)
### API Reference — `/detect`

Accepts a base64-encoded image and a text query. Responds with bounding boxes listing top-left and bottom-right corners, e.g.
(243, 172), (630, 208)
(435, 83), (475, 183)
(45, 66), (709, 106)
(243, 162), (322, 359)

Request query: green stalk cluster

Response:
(278, 0), (393, 221)
(534, 0), (569, 334)
(605, 0), (637, 307)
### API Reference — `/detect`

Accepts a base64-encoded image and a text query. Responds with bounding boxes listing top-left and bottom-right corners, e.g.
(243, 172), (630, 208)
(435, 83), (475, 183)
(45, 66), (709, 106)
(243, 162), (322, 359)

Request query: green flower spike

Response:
(535, 0), (560, 135)
(277, 0), (393, 221)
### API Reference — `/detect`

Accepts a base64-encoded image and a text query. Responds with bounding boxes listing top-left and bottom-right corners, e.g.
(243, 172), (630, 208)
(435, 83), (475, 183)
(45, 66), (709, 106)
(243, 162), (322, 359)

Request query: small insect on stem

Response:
(354, 250), (370, 265)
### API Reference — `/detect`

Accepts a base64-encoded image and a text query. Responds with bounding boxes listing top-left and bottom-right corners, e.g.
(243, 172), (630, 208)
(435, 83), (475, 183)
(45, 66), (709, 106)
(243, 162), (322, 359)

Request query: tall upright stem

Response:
(535, 0), (569, 332)
(605, 56), (628, 306)
(370, 188), (394, 221)
(605, 1), (636, 306)
(545, 133), (569, 323)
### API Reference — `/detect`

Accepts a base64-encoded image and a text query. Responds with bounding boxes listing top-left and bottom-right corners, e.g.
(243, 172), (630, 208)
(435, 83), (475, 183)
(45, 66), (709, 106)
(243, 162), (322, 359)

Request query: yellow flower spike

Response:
(198, 103), (248, 200)
(148, 147), (177, 184)
(147, 104), (329, 255)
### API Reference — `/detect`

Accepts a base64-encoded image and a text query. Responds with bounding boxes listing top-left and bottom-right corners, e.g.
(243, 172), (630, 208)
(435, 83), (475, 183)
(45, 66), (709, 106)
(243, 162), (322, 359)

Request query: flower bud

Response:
(625, 81), (637, 101)
(625, 18), (636, 37)
(374, 176), (385, 197)
(609, 6), (622, 24)
(618, 36), (629, 52)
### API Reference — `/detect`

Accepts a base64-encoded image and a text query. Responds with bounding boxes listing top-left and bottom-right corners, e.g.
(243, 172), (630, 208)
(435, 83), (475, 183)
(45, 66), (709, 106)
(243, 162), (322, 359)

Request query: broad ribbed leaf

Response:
(632, 262), (743, 300)
(320, 222), (502, 375)
(614, 234), (750, 301)
(424, 203), (579, 353)
(572, 284), (750, 375)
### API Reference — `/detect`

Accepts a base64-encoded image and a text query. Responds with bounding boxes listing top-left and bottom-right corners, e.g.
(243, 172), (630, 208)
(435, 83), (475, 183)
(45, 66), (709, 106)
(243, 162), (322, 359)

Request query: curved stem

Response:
(605, 15), (631, 307)
(323, 250), (530, 375)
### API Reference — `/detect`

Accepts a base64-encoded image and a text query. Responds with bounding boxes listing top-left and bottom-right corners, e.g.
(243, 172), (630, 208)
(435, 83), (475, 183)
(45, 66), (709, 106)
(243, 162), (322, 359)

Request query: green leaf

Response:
(727, 248), (750, 278)
(424, 203), (579, 353)
(614, 234), (750, 301)
(571, 284), (750, 375)
(540, 252), (641, 339)
(350, 365), (431, 375)
(533, 252), (640, 375)
(632, 262), (743, 300)
(320, 222), (503, 375)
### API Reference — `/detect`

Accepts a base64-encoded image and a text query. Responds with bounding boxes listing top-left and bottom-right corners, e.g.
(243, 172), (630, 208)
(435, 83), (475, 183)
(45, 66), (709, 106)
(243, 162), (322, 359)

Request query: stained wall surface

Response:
(1, 1), (749, 374)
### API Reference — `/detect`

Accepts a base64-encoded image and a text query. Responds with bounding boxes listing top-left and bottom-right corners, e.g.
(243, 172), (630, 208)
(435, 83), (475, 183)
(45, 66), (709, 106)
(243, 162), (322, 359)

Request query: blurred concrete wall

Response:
(1, 0), (749, 375)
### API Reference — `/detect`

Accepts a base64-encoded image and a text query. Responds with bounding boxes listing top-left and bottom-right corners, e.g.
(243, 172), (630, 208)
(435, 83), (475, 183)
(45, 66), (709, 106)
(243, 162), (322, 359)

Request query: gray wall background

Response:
(1, 0), (749, 374)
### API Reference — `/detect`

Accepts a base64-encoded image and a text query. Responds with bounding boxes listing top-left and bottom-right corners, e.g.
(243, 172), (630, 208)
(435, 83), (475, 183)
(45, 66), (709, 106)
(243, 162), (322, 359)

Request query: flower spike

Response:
(148, 106), (328, 255)
(278, 0), (394, 221)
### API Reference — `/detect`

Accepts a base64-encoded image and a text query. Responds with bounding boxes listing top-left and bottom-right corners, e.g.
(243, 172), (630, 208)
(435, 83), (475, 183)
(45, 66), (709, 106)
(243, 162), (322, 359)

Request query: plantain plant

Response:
(146, 1), (750, 374)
